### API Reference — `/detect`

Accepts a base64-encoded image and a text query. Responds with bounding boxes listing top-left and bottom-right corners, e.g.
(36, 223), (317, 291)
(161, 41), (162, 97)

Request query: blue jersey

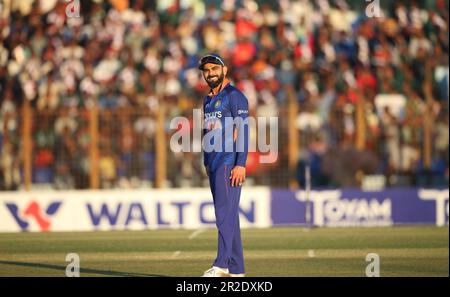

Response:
(203, 83), (249, 173)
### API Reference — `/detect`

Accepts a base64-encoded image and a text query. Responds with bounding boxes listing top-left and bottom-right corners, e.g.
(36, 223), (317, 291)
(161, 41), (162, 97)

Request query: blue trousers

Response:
(208, 164), (245, 274)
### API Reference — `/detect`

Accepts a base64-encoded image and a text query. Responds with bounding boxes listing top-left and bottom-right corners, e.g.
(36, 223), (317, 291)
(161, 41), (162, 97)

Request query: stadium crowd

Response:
(0, 0), (448, 190)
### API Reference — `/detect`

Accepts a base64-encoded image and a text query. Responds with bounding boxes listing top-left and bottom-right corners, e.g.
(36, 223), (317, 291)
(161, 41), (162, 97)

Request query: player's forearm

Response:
(235, 126), (249, 167)
(235, 153), (248, 167)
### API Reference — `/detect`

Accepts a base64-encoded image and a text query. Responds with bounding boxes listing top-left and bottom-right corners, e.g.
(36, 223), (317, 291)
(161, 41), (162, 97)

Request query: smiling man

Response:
(198, 54), (249, 277)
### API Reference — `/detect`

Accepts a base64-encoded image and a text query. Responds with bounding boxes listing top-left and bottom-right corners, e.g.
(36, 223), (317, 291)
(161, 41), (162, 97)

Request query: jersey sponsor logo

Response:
(204, 111), (222, 119)
(238, 109), (248, 115)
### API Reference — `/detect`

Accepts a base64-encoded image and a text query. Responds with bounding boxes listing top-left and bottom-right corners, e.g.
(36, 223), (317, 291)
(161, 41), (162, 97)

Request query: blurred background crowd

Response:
(0, 0), (448, 190)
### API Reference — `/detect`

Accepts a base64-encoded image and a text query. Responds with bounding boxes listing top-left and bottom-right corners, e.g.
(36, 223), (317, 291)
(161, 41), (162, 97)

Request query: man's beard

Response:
(206, 71), (224, 89)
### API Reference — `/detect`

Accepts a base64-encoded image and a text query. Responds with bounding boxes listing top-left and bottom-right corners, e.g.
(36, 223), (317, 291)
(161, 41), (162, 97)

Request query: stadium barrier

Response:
(0, 187), (271, 232)
(271, 188), (448, 227)
(0, 187), (447, 232)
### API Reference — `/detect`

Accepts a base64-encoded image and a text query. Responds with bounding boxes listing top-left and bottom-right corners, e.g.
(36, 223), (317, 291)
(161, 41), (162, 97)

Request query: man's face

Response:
(202, 63), (226, 89)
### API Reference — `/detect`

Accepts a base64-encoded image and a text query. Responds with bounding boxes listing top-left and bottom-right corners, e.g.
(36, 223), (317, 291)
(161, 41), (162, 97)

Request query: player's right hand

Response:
(230, 166), (246, 187)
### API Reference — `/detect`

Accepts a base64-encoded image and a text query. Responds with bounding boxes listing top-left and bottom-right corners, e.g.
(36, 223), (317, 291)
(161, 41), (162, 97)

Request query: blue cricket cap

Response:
(198, 54), (225, 70)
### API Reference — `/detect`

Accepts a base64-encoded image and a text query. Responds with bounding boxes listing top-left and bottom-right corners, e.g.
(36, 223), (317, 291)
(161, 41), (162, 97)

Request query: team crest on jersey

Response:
(214, 100), (221, 109)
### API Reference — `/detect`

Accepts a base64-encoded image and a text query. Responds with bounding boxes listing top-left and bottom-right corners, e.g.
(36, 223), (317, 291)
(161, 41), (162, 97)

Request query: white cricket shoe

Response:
(202, 266), (229, 277)
(229, 273), (245, 277)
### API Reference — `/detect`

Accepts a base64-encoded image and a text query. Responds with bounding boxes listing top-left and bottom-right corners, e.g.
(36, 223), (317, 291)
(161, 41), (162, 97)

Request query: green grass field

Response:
(0, 226), (448, 277)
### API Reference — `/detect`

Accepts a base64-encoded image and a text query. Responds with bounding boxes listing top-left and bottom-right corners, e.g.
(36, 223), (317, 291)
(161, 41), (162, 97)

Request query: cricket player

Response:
(198, 54), (249, 277)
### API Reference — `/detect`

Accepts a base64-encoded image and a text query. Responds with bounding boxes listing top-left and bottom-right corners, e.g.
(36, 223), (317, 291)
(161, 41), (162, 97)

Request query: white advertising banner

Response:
(0, 187), (271, 233)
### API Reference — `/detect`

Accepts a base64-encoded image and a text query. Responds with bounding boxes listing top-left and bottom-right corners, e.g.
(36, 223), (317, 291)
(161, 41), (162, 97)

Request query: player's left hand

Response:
(230, 166), (246, 187)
